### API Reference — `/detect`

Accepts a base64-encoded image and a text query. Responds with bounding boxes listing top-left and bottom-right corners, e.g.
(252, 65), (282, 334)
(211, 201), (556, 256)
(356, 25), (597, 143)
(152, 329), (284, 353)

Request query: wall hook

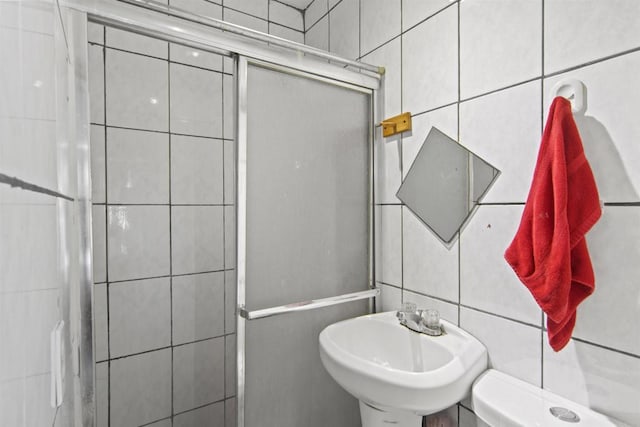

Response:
(380, 112), (412, 137)
(551, 78), (587, 115)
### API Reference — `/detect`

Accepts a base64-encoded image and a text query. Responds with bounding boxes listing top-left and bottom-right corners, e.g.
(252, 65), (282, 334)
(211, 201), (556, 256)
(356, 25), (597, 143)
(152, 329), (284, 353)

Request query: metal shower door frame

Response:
(234, 56), (379, 427)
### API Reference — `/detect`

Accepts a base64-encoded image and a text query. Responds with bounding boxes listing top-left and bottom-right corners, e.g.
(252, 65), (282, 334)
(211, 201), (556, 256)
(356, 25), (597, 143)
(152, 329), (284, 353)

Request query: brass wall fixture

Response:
(381, 112), (412, 137)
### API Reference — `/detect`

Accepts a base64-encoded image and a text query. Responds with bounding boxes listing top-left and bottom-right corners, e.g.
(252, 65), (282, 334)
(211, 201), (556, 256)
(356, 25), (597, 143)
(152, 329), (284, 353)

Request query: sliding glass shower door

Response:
(237, 58), (373, 427)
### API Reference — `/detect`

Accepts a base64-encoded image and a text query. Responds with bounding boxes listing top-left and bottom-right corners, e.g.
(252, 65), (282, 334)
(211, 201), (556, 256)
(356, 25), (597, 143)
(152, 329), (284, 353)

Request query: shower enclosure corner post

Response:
(235, 55), (249, 427)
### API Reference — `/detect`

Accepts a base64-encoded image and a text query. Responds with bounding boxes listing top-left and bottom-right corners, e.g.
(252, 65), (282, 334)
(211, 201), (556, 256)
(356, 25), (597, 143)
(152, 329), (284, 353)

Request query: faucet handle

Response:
(401, 301), (417, 313)
(421, 309), (440, 329)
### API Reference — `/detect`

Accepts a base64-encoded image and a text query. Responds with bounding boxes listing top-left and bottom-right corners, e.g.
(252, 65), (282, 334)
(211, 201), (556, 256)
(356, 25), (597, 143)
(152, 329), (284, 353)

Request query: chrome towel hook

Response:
(551, 78), (587, 115)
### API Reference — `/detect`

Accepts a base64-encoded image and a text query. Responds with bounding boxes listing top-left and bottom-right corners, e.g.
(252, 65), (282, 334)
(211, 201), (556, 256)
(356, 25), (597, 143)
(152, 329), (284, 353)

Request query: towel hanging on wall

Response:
(504, 96), (601, 352)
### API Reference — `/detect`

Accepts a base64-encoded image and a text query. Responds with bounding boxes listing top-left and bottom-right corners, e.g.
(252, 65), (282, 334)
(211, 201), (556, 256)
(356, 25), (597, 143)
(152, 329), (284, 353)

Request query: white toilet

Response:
(471, 369), (623, 426)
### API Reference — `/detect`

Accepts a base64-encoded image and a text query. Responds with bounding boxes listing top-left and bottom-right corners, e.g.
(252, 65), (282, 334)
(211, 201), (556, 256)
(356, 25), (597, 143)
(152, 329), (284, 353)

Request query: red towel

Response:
(504, 97), (601, 351)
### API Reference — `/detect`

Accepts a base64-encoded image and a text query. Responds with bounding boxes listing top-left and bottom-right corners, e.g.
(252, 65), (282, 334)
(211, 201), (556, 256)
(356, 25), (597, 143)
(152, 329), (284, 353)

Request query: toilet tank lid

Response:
(471, 369), (625, 427)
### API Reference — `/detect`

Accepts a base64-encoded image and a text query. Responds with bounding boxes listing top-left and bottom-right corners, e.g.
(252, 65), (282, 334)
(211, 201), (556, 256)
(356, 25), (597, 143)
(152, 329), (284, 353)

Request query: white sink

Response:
(319, 311), (487, 426)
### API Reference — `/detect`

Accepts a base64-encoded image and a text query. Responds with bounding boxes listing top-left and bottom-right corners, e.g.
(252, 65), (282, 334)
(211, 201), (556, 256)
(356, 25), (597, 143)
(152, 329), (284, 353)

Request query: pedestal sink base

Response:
(359, 401), (422, 427)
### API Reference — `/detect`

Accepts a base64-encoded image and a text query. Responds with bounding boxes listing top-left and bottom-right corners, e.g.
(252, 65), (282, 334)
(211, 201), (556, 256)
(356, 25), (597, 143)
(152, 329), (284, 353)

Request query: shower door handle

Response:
(239, 288), (379, 320)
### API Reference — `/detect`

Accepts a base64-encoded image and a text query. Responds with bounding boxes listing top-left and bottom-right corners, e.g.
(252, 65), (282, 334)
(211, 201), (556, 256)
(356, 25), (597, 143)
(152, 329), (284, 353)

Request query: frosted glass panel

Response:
(244, 64), (371, 427)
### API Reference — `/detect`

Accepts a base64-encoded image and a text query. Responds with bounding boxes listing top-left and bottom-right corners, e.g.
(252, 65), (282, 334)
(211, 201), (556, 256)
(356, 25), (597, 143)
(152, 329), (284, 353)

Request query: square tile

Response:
(225, 270), (236, 334)
(571, 207), (640, 355)
(403, 289), (458, 325)
(402, 6), (458, 114)
(459, 80), (541, 203)
(460, 0), (541, 98)
(89, 44), (104, 125)
(269, 1), (303, 31)
(225, 397), (237, 427)
(170, 63), (223, 138)
(223, 74), (234, 140)
(106, 26), (168, 59)
(172, 272), (225, 345)
(360, 0), (400, 55)
(544, 0), (640, 74)
(362, 37), (401, 122)
(224, 0), (268, 20)
(105, 49), (169, 132)
(95, 362), (108, 427)
(401, 0), (450, 31)
(90, 125), (105, 203)
(375, 283), (401, 313)
(174, 402), (225, 427)
(169, 0), (223, 71)
(109, 277), (171, 357)
(403, 207), (459, 302)
(92, 205), (107, 283)
(106, 127), (170, 204)
(224, 206), (235, 268)
(107, 206), (170, 281)
(225, 334), (236, 398)
(373, 125), (401, 204)
(268, 24), (304, 43)
(305, 15), (328, 51)
(147, 419), (172, 427)
(88, 22), (104, 45)
(224, 139), (235, 203)
(460, 307), (541, 387)
(222, 8), (268, 32)
(328, 0), (359, 59)
(460, 205), (542, 325)
(110, 349), (172, 427)
(305, 0), (328, 31)
(172, 206), (224, 274)
(543, 339), (640, 426)
(94, 283), (108, 361)
(173, 338), (225, 413)
(543, 52), (640, 203)
(375, 205), (402, 287)
(171, 135), (223, 204)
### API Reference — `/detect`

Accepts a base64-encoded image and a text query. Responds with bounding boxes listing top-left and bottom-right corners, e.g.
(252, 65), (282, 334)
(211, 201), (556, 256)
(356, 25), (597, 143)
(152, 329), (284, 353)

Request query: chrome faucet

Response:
(396, 302), (443, 336)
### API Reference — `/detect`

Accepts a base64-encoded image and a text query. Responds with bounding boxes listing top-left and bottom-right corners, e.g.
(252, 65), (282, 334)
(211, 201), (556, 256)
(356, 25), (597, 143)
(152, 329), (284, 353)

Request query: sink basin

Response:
(319, 311), (487, 423)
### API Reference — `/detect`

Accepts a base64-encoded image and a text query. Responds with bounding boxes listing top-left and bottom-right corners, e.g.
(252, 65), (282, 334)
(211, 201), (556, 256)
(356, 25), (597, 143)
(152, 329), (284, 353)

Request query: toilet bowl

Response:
(471, 369), (622, 426)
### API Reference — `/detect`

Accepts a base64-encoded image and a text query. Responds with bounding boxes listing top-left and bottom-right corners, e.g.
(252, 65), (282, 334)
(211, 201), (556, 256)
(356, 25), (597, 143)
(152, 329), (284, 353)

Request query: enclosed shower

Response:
(1, 0), (381, 425)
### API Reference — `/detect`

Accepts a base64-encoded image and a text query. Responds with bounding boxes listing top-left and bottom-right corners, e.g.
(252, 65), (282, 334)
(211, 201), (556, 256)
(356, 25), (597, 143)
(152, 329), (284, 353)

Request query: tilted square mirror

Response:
(397, 127), (500, 248)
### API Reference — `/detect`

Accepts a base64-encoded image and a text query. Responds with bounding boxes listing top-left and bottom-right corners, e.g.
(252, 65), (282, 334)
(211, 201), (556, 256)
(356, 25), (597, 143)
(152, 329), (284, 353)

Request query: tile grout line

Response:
(167, 39), (175, 425)
(90, 122), (233, 142)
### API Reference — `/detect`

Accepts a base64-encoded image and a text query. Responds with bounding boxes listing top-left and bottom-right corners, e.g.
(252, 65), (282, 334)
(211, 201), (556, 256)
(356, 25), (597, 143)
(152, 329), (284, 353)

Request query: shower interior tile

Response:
(105, 25), (169, 59)
(110, 348), (172, 427)
(223, 139), (235, 203)
(107, 205), (170, 281)
(402, 5), (458, 114)
(109, 277), (171, 358)
(171, 206), (224, 275)
(171, 135), (223, 205)
(225, 334), (236, 398)
(170, 63), (223, 138)
(304, 15), (328, 52)
(222, 8), (268, 33)
(224, 206), (235, 269)
(460, 307), (541, 387)
(544, 0), (640, 74)
(90, 125), (105, 203)
(88, 44), (104, 125)
(459, 0), (541, 98)
(360, 0), (400, 55)
(172, 272), (225, 345)
(105, 49), (169, 132)
(304, 0), (328, 31)
(168, 0), (223, 71)
(223, 75), (234, 140)
(146, 419), (172, 427)
(88, 22), (104, 45)
(93, 283), (108, 361)
(268, 24), (304, 43)
(91, 206), (106, 283)
(224, 270), (237, 334)
(106, 127), (170, 204)
(173, 402), (225, 427)
(328, 0), (359, 59)
(173, 337), (225, 413)
(401, 0), (450, 31)
(460, 205), (541, 325)
(95, 362), (108, 427)
(224, 0), (268, 20)
(269, 0), (303, 31)
(225, 398), (237, 427)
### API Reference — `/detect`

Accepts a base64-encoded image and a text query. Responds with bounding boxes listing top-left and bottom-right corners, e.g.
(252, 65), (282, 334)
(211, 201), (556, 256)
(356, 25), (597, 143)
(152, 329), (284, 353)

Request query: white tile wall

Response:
(313, 1), (640, 425)
(173, 402), (225, 427)
(328, 0), (358, 59)
(171, 135), (224, 205)
(171, 206), (225, 275)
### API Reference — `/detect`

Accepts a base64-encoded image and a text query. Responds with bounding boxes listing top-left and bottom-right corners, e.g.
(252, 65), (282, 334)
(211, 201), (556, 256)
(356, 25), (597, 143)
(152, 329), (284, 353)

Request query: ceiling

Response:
(277, 0), (315, 11)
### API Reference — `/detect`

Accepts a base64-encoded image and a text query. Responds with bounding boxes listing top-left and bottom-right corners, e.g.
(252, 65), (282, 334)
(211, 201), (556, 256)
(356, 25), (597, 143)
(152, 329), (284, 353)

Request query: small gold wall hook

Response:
(380, 112), (412, 137)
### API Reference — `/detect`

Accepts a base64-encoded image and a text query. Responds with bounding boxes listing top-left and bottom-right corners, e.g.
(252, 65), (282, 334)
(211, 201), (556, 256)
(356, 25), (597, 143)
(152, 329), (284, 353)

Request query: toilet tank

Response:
(471, 369), (625, 427)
